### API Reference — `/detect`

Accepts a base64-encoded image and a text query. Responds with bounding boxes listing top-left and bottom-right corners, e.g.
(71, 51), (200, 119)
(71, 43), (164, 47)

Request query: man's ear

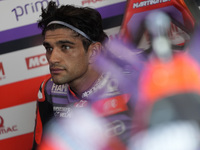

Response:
(88, 42), (102, 63)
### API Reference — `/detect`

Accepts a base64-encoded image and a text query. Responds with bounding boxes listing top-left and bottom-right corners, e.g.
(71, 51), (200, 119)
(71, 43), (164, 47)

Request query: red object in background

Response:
(120, 0), (195, 46)
(0, 75), (49, 150)
(133, 52), (200, 133)
(0, 133), (34, 150)
(0, 75), (49, 109)
(139, 53), (200, 102)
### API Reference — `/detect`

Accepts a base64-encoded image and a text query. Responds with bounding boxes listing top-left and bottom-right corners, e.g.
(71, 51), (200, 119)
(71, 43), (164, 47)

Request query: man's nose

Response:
(48, 48), (61, 65)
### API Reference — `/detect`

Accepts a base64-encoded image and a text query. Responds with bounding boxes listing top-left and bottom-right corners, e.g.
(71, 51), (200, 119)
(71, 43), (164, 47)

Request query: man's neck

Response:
(68, 69), (101, 98)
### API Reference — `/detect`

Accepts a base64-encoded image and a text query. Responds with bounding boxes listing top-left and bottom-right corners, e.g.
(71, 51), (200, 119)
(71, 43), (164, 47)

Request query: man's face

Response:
(43, 28), (90, 85)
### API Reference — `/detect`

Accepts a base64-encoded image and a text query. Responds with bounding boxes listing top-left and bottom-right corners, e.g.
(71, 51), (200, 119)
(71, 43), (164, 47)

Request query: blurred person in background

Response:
(32, 1), (137, 150)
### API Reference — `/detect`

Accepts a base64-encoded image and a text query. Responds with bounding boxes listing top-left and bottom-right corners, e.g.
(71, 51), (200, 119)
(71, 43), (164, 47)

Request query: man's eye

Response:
(46, 47), (53, 52)
(62, 45), (70, 50)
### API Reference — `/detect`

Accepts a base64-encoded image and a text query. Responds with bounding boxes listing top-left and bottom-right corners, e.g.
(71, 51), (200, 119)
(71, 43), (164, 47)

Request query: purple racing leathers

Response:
(32, 71), (136, 149)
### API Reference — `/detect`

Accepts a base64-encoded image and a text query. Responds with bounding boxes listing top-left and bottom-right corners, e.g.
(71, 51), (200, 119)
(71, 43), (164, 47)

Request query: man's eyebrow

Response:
(43, 41), (50, 46)
(56, 40), (75, 45)
(43, 40), (75, 47)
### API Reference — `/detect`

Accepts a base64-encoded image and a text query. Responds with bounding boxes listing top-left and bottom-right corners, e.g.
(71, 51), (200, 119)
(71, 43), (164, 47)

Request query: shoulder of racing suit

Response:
(37, 77), (71, 103)
(37, 76), (52, 102)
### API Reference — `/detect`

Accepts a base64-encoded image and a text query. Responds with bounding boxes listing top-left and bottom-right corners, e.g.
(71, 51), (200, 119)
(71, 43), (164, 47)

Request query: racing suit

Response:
(32, 72), (135, 149)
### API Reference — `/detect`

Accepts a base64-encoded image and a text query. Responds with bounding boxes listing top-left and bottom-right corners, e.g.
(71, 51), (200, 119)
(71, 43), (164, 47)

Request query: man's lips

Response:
(50, 68), (65, 74)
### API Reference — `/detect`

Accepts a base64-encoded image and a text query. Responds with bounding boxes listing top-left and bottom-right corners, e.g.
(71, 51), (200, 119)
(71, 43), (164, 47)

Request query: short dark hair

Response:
(38, 1), (108, 50)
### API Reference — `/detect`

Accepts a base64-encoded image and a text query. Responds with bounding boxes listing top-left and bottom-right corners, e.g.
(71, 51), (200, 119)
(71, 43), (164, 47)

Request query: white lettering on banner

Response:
(26, 53), (48, 69)
(11, 0), (60, 21)
(133, 0), (171, 8)
(0, 102), (36, 140)
(0, 62), (6, 81)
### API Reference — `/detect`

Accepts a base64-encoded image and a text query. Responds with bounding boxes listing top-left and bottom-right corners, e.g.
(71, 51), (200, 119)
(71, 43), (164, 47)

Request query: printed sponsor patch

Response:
(53, 106), (72, 118)
(92, 94), (130, 116)
(51, 83), (68, 94)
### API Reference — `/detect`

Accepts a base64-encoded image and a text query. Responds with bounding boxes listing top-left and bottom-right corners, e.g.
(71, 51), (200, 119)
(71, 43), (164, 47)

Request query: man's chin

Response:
(52, 77), (66, 85)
